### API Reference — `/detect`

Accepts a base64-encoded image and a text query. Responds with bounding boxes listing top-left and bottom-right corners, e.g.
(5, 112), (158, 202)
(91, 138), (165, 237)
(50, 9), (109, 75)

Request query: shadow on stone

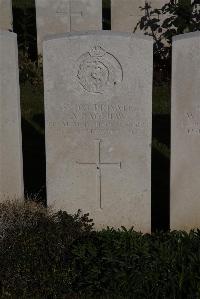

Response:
(152, 114), (170, 232)
(21, 117), (46, 205)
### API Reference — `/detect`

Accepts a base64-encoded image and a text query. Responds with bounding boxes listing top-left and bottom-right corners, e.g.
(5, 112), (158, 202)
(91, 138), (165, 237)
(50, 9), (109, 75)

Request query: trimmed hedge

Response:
(1, 200), (200, 298)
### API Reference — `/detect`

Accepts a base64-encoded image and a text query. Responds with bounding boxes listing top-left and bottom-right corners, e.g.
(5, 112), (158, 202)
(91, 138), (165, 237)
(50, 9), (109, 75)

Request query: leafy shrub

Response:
(135, 0), (200, 84)
(1, 200), (200, 298)
(70, 228), (200, 298)
(0, 200), (93, 298)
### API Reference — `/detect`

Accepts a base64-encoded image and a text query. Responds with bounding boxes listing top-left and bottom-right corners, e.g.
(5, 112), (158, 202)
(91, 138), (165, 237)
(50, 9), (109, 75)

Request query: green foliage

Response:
(13, 0), (37, 59)
(19, 53), (43, 87)
(135, 0), (200, 82)
(153, 84), (170, 113)
(20, 80), (44, 135)
(13, 0), (35, 9)
(152, 138), (170, 159)
(103, 0), (110, 9)
(2, 201), (200, 298)
(135, 0), (200, 56)
(70, 229), (200, 298)
(0, 200), (93, 298)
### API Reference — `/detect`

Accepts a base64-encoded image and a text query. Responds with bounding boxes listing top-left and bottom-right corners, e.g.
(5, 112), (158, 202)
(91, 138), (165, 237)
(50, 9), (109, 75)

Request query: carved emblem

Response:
(77, 45), (123, 93)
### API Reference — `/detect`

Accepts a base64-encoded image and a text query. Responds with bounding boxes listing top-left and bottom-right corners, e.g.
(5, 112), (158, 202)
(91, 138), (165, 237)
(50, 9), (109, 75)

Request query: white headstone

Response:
(171, 32), (200, 231)
(0, 0), (13, 31)
(111, 0), (170, 32)
(44, 32), (153, 232)
(36, 0), (102, 54)
(0, 31), (24, 200)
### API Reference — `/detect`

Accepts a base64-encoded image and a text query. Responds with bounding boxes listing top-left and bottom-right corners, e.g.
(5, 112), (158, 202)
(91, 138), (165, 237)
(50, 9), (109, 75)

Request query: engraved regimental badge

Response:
(77, 45), (123, 94)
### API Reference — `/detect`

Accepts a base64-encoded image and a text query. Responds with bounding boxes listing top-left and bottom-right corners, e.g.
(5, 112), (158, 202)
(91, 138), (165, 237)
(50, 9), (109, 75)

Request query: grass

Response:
(153, 83), (171, 115)
(152, 138), (170, 159)
(13, 0), (35, 9)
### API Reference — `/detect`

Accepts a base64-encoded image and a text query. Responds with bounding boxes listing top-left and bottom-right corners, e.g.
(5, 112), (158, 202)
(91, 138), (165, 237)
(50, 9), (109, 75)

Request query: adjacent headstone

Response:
(171, 32), (200, 231)
(0, 31), (24, 200)
(111, 0), (169, 32)
(44, 32), (153, 231)
(0, 0), (13, 31)
(36, 0), (102, 54)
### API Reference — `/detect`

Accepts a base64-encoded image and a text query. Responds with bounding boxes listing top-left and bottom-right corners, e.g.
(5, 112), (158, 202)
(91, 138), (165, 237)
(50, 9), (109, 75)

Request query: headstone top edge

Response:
(173, 31), (200, 43)
(0, 30), (16, 38)
(43, 30), (153, 44)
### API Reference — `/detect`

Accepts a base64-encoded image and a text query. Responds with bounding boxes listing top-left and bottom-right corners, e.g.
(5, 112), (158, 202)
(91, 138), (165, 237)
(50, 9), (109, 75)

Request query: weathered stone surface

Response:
(44, 31), (152, 231)
(111, 0), (169, 32)
(171, 32), (200, 231)
(0, 0), (12, 30)
(36, 0), (102, 54)
(0, 31), (24, 200)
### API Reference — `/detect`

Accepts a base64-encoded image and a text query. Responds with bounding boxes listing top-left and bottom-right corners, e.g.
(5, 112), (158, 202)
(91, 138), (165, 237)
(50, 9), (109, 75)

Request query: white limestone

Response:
(36, 0), (102, 54)
(171, 32), (200, 231)
(0, 0), (13, 31)
(0, 31), (24, 200)
(43, 31), (153, 232)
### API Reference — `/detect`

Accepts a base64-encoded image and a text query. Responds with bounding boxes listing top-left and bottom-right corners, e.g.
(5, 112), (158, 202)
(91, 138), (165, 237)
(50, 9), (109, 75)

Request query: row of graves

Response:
(0, 0), (199, 232)
(0, 0), (171, 51)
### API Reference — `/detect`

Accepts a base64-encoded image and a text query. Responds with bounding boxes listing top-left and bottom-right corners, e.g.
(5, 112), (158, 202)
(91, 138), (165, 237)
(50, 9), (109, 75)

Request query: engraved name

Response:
(48, 103), (148, 135)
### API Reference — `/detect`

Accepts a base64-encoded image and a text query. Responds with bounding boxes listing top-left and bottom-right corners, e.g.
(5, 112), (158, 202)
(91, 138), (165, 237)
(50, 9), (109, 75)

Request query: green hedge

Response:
(70, 229), (200, 298)
(1, 200), (200, 298)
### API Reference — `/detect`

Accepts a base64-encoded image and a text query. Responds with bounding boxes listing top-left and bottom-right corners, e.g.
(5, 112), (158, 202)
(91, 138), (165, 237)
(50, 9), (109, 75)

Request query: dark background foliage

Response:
(13, 0), (37, 60)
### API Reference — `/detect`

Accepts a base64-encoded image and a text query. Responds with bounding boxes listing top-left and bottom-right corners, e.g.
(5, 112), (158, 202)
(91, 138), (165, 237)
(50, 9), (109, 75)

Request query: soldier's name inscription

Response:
(48, 103), (148, 135)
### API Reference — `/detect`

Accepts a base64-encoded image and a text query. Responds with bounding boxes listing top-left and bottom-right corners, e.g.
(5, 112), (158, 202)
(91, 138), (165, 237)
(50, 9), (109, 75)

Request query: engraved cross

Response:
(76, 140), (122, 209)
(56, 0), (83, 31)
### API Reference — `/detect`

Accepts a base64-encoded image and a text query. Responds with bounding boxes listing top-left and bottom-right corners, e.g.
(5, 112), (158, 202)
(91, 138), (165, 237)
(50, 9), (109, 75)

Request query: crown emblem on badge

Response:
(89, 45), (106, 58)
